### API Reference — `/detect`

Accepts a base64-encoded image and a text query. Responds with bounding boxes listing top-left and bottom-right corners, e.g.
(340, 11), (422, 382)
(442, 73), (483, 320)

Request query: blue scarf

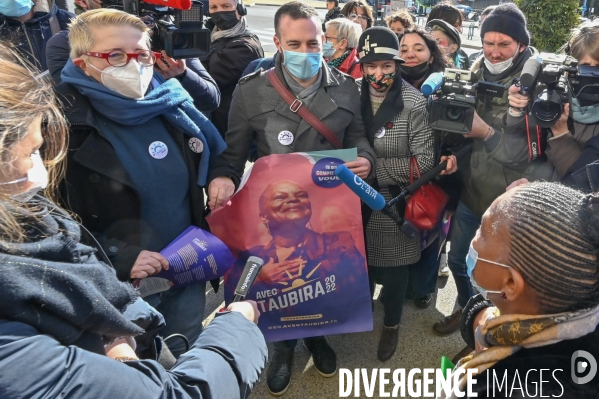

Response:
(60, 60), (226, 186)
(571, 97), (599, 125)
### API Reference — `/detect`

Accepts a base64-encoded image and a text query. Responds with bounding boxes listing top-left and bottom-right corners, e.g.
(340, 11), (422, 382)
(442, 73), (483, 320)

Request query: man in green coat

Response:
(432, 3), (553, 338)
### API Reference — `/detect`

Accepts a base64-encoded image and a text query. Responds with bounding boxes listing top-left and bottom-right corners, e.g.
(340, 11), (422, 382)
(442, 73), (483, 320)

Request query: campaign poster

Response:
(207, 150), (373, 342)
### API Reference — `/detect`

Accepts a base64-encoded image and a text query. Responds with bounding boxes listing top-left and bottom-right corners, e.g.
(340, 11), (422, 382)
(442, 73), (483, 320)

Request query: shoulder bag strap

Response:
(266, 69), (342, 149)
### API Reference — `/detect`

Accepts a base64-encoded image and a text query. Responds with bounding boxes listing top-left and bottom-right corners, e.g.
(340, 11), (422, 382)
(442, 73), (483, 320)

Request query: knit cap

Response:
(480, 3), (530, 46)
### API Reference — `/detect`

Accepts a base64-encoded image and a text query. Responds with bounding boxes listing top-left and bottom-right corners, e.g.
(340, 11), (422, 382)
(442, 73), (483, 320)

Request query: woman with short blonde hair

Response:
(0, 43), (266, 398)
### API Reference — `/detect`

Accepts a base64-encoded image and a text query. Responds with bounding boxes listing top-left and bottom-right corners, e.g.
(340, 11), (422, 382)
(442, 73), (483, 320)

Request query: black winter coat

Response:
(56, 83), (209, 282)
(200, 23), (263, 137)
(0, 2), (73, 70)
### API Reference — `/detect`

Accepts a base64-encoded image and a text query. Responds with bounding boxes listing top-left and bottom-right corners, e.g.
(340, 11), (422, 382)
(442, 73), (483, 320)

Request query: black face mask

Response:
(210, 10), (239, 30)
(400, 62), (430, 82)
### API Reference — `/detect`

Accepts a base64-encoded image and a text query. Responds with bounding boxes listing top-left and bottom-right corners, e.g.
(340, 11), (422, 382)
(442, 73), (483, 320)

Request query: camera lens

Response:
(532, 90), (563, 128)
(172, 32), (190, 49)
(445, 107), (464, 122)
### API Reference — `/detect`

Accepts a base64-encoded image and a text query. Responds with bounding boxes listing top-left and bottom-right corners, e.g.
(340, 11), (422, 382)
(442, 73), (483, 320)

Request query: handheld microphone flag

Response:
(421, 72), (444, 96)
(141, 0), (192, 9)
(334, 164), (387, 211)
(232, 256), (264, 302)
(334, 165), (417, 238)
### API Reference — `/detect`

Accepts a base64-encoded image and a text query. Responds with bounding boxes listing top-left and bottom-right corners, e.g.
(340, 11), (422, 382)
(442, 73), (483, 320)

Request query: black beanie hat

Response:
(480, 3), (530, 46)
(358, 26), (404, 64)
(426, 19), (461, 49)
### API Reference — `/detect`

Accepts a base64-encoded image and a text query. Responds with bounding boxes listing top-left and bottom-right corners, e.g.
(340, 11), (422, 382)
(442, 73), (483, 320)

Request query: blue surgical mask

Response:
(323, 41), (336, 59)
(0, 0), (33, 17)
(466, 243), (511, 300)
(282, 50), (322, 80)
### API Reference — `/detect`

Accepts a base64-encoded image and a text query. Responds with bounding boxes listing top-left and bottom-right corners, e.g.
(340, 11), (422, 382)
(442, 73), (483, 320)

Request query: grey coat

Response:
(208, 58), (375, 181)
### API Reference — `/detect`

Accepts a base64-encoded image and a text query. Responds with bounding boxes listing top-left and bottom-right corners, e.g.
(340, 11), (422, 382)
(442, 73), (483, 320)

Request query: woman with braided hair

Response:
(444, 182), (599, 398)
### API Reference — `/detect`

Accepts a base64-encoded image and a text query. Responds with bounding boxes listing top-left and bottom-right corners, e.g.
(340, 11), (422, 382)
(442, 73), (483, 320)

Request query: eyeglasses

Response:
(82, 50), (160, 67)
(325, 36), (338, 43)
(348, 13), (370, 22)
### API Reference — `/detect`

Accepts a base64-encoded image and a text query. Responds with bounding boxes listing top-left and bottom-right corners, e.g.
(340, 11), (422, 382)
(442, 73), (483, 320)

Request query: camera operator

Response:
(0, 0), (74, 71)
(0, 42), (266, 399)
(432, 4), (553, 339)
(201, 0), (263, 136)
(506, 21), (599, 192)
(45, 7), (221, 113)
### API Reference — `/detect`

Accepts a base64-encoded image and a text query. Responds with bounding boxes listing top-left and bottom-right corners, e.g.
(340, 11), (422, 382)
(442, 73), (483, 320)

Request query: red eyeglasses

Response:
(82, 50), (161, 67)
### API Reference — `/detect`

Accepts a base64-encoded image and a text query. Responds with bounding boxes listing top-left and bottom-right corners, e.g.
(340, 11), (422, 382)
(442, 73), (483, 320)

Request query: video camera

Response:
(102, 0), (211, 58)
(525, 53), (599, 128)
(427, 68), (505, 134)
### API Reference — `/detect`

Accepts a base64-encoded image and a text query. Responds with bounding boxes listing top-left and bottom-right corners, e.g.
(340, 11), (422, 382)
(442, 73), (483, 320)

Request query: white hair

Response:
(325, 18), (362, 48)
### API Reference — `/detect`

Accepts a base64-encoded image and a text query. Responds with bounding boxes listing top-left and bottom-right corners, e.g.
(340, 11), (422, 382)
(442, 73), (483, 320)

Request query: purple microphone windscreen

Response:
(520, 58), (542, 88)
(334, 164), (386, 211)
(421, 72), (444, 96)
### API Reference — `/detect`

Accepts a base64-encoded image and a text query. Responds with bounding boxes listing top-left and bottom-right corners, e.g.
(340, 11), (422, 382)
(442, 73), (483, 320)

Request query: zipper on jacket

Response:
(22, 22), (41, 70)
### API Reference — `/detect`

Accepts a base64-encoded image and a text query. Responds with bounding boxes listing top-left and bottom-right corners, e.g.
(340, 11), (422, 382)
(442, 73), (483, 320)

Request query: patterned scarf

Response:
(439, 304), (599, 398)
(327, 50), (350, 69)
(211, 17), (248, 43)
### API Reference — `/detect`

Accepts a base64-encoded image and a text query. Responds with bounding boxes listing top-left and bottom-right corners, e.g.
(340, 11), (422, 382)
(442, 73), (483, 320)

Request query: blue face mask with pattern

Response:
(0, 0), (33, 17)
(282, 50), (322, 80)
(466, 243), (511, 300)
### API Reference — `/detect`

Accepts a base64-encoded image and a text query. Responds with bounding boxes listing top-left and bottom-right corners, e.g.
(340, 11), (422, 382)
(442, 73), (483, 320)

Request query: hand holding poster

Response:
(134, 226), (234, 297)
(207, 150), (373, 342)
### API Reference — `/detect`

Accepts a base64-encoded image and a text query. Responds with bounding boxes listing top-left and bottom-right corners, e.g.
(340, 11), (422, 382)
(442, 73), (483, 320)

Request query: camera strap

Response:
(525, 113), (543, 161)
(266, 69), (342, 149)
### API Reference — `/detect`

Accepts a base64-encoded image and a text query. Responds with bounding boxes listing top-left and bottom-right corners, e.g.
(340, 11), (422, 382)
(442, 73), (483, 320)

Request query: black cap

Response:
(426, 19), (461, 49)
(358, 27), (404, 64)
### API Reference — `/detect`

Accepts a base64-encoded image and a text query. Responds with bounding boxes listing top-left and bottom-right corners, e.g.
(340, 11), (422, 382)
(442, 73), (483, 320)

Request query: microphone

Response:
(232, 256), (264, 302)
(334, 165), (418, 239)
(421, 72), (444, 96)
(518, 57), (542, 97)
(142, 0), (192, 9)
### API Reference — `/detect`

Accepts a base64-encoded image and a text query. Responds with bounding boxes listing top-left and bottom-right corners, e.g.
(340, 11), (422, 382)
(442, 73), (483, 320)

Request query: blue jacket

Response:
(0, 312), (267, 399)
(0, 2), (73, 71)
(46, 30), (221, 112)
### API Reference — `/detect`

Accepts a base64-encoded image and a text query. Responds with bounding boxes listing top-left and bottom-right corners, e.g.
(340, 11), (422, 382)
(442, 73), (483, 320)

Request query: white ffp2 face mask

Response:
(89, 60), (154, 100)
(0, 150), (49, 202)
(484, 46), (520, 76)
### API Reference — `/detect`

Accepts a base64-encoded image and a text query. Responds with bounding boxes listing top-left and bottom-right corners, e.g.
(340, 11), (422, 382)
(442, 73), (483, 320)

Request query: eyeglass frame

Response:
(348, 13), (371, 22)
(82, 50), (161, 67)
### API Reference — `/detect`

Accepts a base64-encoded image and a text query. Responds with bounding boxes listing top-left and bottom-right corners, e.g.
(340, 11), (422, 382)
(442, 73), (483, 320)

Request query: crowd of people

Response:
(0, 0), (598, 398)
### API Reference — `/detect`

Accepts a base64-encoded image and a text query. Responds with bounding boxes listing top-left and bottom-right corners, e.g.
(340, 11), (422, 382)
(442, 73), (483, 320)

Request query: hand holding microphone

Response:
(334, 165), (418, 239)
(228, 301), (260, 324)
(218, 256), (265, 324)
